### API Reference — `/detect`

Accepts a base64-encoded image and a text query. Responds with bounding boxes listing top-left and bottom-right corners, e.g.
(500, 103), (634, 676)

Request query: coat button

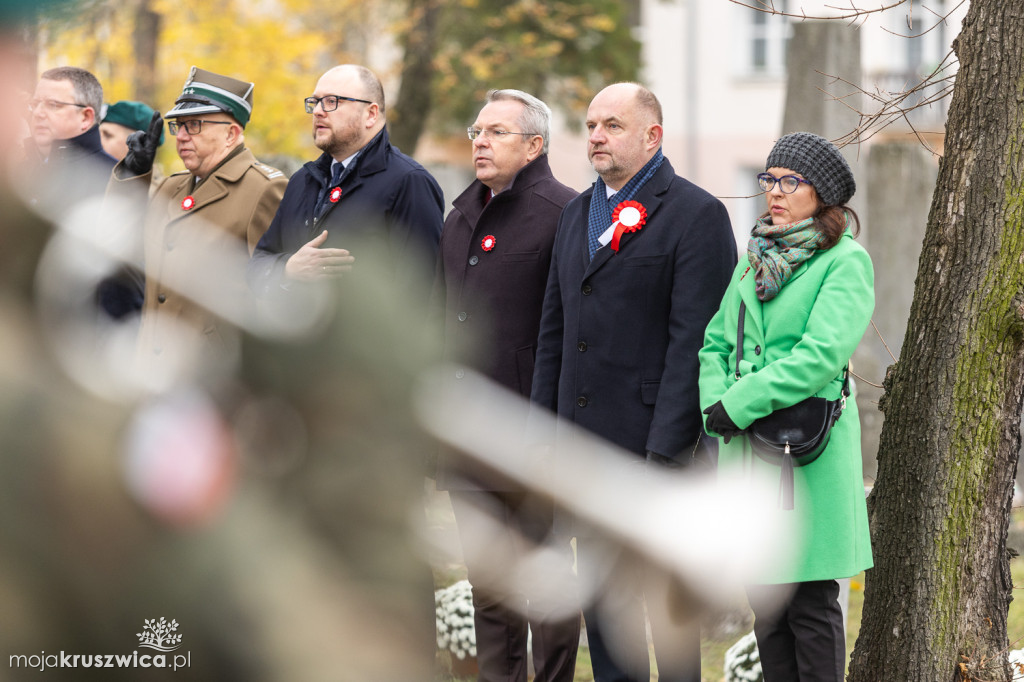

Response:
(469, 255), (479, 266)
(457, 311), (468, 322)
(754, 345), (761, 355)
(582, 284), (593, 295)
(455, 369), (465, 379)
(577, 341), (587, 352)
(157, 294), (167, 304)
(576, 396), (588, 408)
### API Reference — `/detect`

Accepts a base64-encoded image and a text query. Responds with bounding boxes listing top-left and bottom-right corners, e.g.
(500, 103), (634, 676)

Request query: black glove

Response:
(122, 111), (163, 177)
(703, 401), (741, 443)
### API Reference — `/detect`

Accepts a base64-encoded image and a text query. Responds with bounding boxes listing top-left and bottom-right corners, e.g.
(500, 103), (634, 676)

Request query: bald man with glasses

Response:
(247, 64), (443, 296)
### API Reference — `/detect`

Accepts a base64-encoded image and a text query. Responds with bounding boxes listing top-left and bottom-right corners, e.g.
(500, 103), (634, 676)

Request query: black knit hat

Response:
(765, 132), (856, 206)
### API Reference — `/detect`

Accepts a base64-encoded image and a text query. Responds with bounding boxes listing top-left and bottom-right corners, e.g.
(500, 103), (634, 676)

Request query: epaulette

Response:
(251, 162), (285, 180)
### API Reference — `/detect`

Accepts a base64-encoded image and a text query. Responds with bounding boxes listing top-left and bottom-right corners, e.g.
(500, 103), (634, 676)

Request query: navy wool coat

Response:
(247, 127), (443, 295)
(530, 158), (737, 463)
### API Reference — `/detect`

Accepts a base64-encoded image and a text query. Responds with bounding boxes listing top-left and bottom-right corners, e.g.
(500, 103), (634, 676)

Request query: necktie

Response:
(316, 163), (345, 216)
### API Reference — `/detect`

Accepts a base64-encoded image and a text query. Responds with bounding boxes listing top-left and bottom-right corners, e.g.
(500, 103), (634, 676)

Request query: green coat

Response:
(698, 232), (874, 584)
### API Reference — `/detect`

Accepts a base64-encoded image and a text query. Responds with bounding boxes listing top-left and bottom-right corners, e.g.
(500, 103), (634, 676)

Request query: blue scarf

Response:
(587, 149), (664, 259)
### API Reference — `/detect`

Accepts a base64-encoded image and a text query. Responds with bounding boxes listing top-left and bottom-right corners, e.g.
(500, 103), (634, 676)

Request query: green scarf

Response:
(747, 215), (827, 301)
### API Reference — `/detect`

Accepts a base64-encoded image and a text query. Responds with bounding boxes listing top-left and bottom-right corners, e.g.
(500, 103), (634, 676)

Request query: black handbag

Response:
(735, 301), (849, 509)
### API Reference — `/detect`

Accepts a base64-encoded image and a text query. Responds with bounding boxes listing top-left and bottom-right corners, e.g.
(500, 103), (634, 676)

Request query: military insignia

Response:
(181, 195), (196, 211)
(481, 235), (496, 251)
(329, 187), (342, 203)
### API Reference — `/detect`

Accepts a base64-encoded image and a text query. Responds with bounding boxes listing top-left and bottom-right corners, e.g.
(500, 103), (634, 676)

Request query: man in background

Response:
(27, 66), (114, 202)
(100, 99), (163, 162)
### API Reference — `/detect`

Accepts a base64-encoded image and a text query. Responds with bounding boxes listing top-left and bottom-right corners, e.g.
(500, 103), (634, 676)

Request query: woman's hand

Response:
(703, 401), (742, 443)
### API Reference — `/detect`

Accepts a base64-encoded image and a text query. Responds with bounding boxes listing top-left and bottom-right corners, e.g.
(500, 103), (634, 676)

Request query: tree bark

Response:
(848, 1), (1024, 681)
(131, 0), (160, 106)
(389, 0), (441, 155)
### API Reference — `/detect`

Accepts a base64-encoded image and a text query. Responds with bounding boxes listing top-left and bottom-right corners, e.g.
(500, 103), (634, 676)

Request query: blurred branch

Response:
(821, 50), (958, 154)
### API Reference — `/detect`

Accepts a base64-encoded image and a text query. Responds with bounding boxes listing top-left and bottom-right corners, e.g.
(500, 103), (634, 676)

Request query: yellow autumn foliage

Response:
(36, 0), (374, 169)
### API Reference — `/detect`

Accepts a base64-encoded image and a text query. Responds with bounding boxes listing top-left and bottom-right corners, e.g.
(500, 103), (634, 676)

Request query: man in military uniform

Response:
(108, 66), (287, 383)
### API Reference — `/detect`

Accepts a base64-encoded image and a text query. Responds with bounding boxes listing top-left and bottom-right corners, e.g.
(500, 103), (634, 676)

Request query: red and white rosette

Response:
(181, 195), (196, 211)
(481, 235), (496, 252)
(329, 187), (342, 203)
(610, 200), (647, 252)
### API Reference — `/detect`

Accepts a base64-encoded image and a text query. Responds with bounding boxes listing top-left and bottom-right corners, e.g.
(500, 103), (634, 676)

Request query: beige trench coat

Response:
(110, 146), (287, 379)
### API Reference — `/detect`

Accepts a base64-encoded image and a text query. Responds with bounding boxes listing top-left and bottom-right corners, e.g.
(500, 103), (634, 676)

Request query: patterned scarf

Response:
(587, 148), (665, 259)
(747, 215), (827, 301)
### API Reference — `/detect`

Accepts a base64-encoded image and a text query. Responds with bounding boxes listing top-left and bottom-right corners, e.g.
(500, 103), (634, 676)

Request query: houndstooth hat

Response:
(765, 132), (856, 206)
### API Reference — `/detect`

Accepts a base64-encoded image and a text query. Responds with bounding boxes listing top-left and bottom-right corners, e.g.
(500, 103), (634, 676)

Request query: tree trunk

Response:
(131, 0), (160, 105)
(389, 0), (441, 155)
(848, 2), (1024, 681)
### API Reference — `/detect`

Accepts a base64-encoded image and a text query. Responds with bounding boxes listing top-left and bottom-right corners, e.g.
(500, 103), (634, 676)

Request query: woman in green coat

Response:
(698, 132), (873, 681)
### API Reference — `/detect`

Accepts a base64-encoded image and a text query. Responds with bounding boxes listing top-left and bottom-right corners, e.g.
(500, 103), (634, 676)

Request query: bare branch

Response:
(881, 0), (968, 39)
(727, 0), (910, 22)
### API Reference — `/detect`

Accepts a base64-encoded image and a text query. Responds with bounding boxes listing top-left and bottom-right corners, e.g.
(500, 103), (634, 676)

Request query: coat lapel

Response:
(164, 148), (253, 224)
(583, 161), (671, 278)
(737, 264), (766, 338)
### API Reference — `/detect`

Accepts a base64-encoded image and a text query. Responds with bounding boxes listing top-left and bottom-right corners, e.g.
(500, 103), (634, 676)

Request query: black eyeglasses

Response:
(304, 95), (373, 114)
(29, 99), (88, 113)
(757, 172), (813, 194)
(467, 127), (539, 141)
(167, 119), (232, 135)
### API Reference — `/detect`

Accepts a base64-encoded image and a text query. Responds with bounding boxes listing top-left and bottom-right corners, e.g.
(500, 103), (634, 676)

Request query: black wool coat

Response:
(434, 155), (577, 490)
(530, 158), (737, 463)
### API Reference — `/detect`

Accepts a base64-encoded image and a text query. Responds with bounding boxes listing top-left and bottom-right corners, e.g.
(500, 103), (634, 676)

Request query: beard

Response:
(313, 122), (361, 160)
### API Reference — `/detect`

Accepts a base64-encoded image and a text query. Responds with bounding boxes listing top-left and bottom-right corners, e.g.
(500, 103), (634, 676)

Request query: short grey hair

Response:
(41, 66), (103, 117)
(486, 88), (551, 154)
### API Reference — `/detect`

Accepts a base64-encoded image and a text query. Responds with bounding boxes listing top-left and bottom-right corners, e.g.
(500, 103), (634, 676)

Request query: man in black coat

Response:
(530, 83), (737, 682)
(434, 89), (580, 682)
(26, 66), (140, 320)
(247, 64), (443, 297)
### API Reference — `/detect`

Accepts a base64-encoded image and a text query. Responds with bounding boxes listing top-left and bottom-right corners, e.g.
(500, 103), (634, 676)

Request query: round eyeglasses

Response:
(167, 119), (231, 135)
(304, 95), (373, 114)
(757, 173), (813, 194)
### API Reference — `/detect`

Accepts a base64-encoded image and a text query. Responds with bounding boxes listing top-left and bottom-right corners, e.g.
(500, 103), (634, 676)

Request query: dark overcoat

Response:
(530, 158), (736, 463)
(434, 155), (576, 489)
(247, 128), (443, 295)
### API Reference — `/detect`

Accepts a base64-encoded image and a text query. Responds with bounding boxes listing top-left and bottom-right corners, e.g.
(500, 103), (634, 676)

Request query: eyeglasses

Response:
(304, 95), (373, 114)
(29, 99), (87, 114)
(467, 127), (539, 142)
(757, 173), (813, 194)
(167, 119), (232, 135)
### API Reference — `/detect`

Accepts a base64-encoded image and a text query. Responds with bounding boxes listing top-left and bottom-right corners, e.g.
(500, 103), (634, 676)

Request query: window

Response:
(743, 1), (790, 76)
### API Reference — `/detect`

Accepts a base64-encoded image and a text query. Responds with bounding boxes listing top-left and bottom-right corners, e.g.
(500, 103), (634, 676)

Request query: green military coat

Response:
(698, 232), (874, 584)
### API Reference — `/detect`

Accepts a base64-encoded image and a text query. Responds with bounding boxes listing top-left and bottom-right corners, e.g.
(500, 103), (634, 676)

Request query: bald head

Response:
(595, 82), (662, 126)
(586, 82), (664, 190)
(311, 64), (386, 161)
(321, 64), (385, 117)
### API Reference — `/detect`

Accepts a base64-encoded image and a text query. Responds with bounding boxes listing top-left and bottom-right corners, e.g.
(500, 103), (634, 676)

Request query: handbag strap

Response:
(735, 300), (850, 399)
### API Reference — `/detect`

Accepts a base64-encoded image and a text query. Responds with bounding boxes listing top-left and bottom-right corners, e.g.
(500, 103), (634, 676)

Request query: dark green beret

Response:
(103, 100), (164, 144)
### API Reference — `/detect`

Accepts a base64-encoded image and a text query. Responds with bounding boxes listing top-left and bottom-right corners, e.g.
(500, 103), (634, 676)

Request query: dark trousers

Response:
(576, 537), (701, 682)
(747, 580), (845, 682)
(449, 490), (581, 682)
